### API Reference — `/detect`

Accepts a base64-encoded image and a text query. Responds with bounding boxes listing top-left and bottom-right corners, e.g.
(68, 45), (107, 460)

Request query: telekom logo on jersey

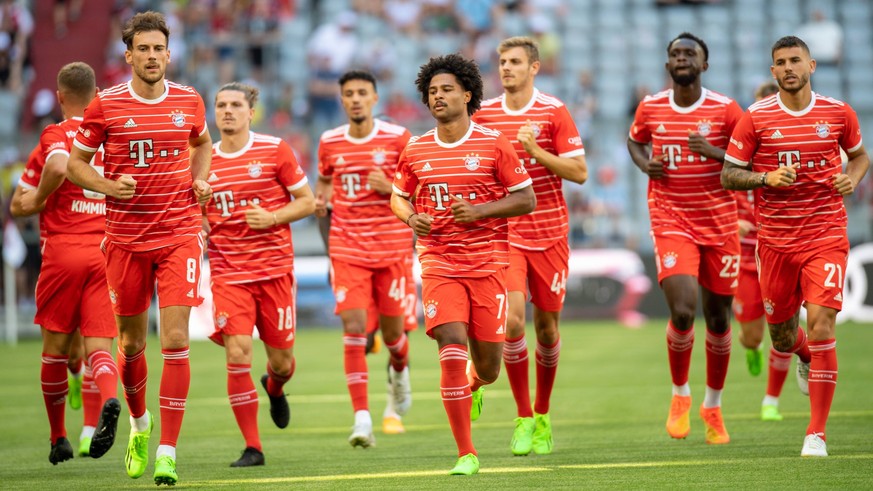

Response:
(777, 151), (828, 169)
(427, 183), (476, 210)
(129, 138), (180, 168)
(341, 173), (369, 198)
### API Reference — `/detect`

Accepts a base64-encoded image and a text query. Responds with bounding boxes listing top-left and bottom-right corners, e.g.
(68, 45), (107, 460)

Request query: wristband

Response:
(406, 213), (417, 226)
(760, 172), (768, 187)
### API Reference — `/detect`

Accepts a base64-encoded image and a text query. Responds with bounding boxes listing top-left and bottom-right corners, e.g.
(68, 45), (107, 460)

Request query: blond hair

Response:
(497, 36), (540, 64)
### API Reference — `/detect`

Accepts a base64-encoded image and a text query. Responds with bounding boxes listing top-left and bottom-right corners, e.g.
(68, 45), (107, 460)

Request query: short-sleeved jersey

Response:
(19, 118), (106, 237)
(206, 132), (309, 284)
(318, 119), (413, 267)
(725, 92), (863, 251)
(735, 190), (758, 271)
(630, 88), (743, 245)
(73, 80), (208, 252)
(392, 122), (533, 278)
(473, 88), (585, 250)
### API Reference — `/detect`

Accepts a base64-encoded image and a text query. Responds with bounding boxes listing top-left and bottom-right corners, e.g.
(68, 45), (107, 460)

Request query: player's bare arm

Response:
(67, 146), (137, 199)
(451, 185), (536, 223)
(687, 133), (726, 161)
(721, 161), (798, 190)
(189, 131), (213, 204)
(20, 153), (69, 215)
(390, 192), (433, 236)
(245, 185), (315, 230)
(834, 145), (870, 196)
(9, 185), (31, 217)
(517, 123), (587, 184)
(627, 138), (665, 179)
(314, 175), (332, 217)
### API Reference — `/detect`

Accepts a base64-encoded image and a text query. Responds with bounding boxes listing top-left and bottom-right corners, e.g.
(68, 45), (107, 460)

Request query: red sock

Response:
(118, 347), (148, 418)
(766, 347), (792, 398)
(266, 358), (294, 397)
(227, 364), (261, 451)
(81, 365), (101, 427)
(534, 337), (560, 415)
(344, 334), (369, 412)
(88, 350), (118, 401)
(439, 344), (476, 457)
(159, 347), (190, 447)
(503, 334), (532, 418)
(807, 339), (837, 438)
(385, 332), (409, 372)
(666, 322), (694, 386)
(790, 325), (811, 363)
(705, 328), (731, 391)
(42, 354), (68, 441)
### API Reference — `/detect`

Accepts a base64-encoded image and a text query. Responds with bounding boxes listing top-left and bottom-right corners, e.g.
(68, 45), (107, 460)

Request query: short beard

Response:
(777, 74), (808, 94)
(350, 115), (367, 125)
(670, 72), (696, 87)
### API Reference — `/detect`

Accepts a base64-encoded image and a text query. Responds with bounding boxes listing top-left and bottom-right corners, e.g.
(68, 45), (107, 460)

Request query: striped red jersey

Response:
(392, 123), (533, 278)
(206, 132), (309, 284)
(735, 190), (758, 271)
(318, 119), (413, 267)
(630, 88), (743, 245)
(73, 80), (208, 251)
(19, 118), (105, 237)
(473, 89), (585, 250)
(725, 92), (863, 251)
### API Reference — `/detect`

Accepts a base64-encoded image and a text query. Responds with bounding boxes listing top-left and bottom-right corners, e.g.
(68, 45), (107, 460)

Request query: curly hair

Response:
(122, 11), (169, 49)
(667, 32), (708, 62)
(415, 53), (483, 116)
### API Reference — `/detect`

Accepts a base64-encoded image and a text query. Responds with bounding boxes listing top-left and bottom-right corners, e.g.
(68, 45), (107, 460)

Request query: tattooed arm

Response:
(721, 161), (799, 191)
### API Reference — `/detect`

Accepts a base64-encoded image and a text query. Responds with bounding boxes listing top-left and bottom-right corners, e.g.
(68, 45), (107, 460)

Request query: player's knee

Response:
(118, 336), (146, 355)
(670, 310), (695, 330)
(476, 364), (501, 385)
(770, 327), (797, 353)
(506, 310), (525, 335)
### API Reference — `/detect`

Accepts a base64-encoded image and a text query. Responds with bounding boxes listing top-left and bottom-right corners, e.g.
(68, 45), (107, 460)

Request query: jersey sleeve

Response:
(316, 137), (333, 177)
(40, 124), (70, 162)
(494, 133), (532, 191)
(551, 104), (586, 157)
(190, 93), (208, 138)
(628, 100), (651, 144)
(74, 97), (107, 152)
(386, 130), (412, 174)
(723, 100), (744, 137)
(276, 140), (309, 191)
(18, 146), (42, 189)
(724, 111), (758, 167)
(391, 144), (418, 198)
(840, 103), (863, 153)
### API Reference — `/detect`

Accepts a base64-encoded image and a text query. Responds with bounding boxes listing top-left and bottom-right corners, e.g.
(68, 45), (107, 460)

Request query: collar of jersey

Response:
(127, 80), (170, 105)
(668, 87), (707, 114)
(501, 87), (539, 116)
(777, 91), (817, 117)
(344, 119), (380, 144)
(433, 120), (474, 149)
(214, 131), (255, 159)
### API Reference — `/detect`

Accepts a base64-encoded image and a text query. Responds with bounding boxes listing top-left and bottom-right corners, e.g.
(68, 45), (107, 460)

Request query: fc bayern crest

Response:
(696, 120), (712, 137)
(530, 123), (542, 138)
(763, 299), (775, 316)
(216, 312), (229, 328)
(372, 149), (386, 165)
(425, 300), (438, 319)
(464, 154), (480, 171)
(248, 161), (263, 178)
(170, 110), (186, 128)
(662, 252), (678, 269)
(815, 122), (830, 138)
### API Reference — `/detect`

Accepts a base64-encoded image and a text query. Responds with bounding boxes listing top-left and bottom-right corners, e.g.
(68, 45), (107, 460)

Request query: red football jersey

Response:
(630, 88), (743, 245)
(206, 132), (309, 284)
(735, 190), (758, 271)
(725, 92), (863, 251)
(19, 118), (105, 237)
(473, 89), (585, 250)
(73, 80), (208, 251)
(318, 119), (413, 267)
(392, 122), (533, 278)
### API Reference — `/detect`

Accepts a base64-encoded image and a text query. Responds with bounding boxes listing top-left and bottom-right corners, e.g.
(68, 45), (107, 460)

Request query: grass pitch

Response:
(1, 320), (872, 489)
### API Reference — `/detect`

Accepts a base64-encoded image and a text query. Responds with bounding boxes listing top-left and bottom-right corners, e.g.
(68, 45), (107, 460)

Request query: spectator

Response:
(796, 10), (843, 66)
(0, 0), (33, 92)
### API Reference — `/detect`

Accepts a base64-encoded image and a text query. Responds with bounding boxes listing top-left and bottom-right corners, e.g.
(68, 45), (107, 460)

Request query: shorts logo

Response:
(335, 287), (348, 303)
(763, 298), (774, 316)
(372, 148), (386, 165)
(169, 110), (186, 128)
(216, 312), (229, 328)
(696, 119), (712, 137)
(834, 292), (843, 302)
(662, 251), (678, 269)
(815, 121), (830, 139)
(464, 154), (480, 171)
(248, 161), (263, 178)
(108, 287), (117, 305)
(425, 299), (438, 319)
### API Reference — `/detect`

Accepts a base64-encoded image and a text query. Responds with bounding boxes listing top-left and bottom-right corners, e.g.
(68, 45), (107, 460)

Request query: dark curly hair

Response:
(667, 32), (708, 62)
(415, 53), (483, 116)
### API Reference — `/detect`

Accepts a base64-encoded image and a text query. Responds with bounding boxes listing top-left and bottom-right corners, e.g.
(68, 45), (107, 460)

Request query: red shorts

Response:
(35, 234), (116, 337)
(732, 265), (764, 322)
(332, 258), (408, 317)
(365, 255), (419, 333)
(757, 239), (849, 324)
(104, 237), (204, 316)
(506, 241), (569, 312)
(652, 232), (740, 296)
(209, 273), (296, 350)
(421, 271), (508, 343)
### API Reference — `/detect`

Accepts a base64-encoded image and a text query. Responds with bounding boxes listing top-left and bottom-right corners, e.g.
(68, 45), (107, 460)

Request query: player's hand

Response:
(737, 219), (756, 238)
(833, 173), (856, 196)
(450, 195), (481, 223)
(193, 179), (212, 205)
(687, 133), (715, 158)
(245, 203), (276, 230)
(517, 121), (541, 155)
(314, 192), (328, 217)
(112, 174), (137, 200)
(407, 212), (433, 236)
(17, 188), (44, 215)
(366, 170), (391, 194)
(200, 215), (211, 241)
(767, 162), (800, 188)
(645, 156), (666, 180)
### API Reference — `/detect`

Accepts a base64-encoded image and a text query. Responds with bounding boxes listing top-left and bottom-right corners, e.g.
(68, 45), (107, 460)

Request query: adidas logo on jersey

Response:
(496, 325), (505, 335)
(207, 172), (219, 183)
(422, 162), (433, 172)
(771, 129), (783, 139)
(124, 118), (137, 128)
(834, 292), (843, 302)
(187, 288), (194, 298)
(655, 124), (667, 133)
(730, 279), (738, 288)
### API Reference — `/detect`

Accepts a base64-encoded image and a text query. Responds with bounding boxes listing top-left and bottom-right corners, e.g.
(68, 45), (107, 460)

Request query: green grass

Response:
(2, 320), (872, 489)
